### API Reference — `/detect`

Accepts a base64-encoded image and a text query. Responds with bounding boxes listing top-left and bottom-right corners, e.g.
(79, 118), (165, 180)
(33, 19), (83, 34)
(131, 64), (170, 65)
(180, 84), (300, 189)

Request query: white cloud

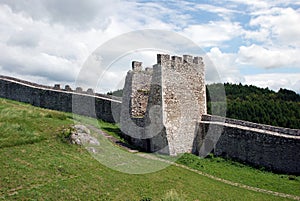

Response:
(181, 21), (242, 47)
(0, 0), (299, 94)
(193, 3), (242, 19)
(243, 28), (270, 44)
(205, 47), (244, 83)
(7, 29), (40, 48)
(0, 43), (79, 82)
(224, 0), (299, 11)
(0, 1), (193, 90)
(237, 44), (300, 69)
(0, 5), (92, 82)
(1, 0), (118, 30)
(244, 7), (300, 47)
(244, 73), (300, 93)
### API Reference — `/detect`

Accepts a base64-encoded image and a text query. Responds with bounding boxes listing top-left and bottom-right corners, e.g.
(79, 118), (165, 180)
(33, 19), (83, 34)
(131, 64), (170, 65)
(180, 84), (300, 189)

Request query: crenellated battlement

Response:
(171, 55), (182, 63)
(131, 54), (204, 75)
(155, 54), (205, 75)
(157, 54), (204, 65)
(132, 61), (143, 72)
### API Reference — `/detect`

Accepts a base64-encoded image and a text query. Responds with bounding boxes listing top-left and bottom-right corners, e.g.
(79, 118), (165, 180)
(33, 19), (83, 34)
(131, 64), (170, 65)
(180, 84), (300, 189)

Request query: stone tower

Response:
(120, 54), (206, 155)
(120, 61), (153, 145)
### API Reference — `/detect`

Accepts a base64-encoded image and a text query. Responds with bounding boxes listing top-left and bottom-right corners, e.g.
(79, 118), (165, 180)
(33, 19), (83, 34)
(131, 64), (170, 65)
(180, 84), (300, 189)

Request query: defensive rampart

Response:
(197, 114), (300, 174)
(0, 75), (121, 123)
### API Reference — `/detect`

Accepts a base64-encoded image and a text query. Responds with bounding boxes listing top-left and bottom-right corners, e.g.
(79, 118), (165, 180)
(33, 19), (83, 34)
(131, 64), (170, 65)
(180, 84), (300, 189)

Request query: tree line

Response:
(207, 83), (300, 129)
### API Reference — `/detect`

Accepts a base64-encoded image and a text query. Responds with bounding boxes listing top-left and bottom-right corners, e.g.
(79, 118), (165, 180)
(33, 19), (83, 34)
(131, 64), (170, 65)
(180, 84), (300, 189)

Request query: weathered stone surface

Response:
(86, 88), (94, 95)
(75, 87), (83, 93)
(64, 85), (72, 91)
(120, 62), (153, 140)
(132, 61), (143, 72)
(54, 84), (60, 90)
(120, 54), (206, 155)
(0, 75), (121, 123)
(196, 119), (300, 174)
(158, 54), (206, 155)
(70, 125), (100, 146)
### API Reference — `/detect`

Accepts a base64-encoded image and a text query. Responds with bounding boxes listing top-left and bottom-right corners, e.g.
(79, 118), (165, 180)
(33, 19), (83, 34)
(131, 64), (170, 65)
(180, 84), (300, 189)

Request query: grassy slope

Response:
(0, 98), (298, 200)
(177, 154), (300, 196)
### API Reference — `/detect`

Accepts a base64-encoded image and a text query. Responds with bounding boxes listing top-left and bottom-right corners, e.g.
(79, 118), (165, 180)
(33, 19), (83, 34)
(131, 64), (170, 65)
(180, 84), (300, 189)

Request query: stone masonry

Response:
(0, 75), (121, 123)
(120, 61), (153, 142)
(197, 115), (300, 174)
(120, 54), (206, 155)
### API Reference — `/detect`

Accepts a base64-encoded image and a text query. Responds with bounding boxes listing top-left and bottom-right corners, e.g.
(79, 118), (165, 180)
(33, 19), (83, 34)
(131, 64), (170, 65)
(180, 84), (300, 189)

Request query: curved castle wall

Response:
(197, 115), (300, 174)
(0, 76), (121, 123)
(201, 114), (300, 136)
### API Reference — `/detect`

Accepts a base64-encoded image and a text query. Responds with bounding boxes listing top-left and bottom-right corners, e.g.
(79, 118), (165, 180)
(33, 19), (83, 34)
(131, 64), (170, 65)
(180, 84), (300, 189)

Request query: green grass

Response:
(0, 99), (73, 148)
(177, 153), (300, 196)
(72, 115), (126, 143)
(0, 98), (298, 200)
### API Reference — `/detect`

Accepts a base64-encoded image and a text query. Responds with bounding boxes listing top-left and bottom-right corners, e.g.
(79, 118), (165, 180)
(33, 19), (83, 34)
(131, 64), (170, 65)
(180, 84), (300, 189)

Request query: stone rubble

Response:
(69, 125), (100, 146)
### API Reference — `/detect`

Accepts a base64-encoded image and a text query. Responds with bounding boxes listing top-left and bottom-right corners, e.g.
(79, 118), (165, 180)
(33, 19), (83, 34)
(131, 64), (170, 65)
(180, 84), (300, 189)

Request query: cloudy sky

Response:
(1, 0), (300, 93)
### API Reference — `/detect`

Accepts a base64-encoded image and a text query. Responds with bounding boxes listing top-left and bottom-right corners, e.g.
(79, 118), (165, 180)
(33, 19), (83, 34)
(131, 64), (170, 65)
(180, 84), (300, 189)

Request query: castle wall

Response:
(0, 77), (121, 123)
(197, 115), (300, 174)
(202, 114), (300, 136)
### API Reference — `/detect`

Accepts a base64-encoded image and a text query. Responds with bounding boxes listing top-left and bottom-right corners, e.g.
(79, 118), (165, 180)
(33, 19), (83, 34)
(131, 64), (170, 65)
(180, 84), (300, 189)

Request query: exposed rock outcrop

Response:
(69, 125), (100, 146)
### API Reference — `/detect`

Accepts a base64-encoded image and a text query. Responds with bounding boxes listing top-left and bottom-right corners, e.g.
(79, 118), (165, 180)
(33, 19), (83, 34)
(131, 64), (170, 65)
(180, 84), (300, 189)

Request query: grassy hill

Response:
(0, 98), (299, 200)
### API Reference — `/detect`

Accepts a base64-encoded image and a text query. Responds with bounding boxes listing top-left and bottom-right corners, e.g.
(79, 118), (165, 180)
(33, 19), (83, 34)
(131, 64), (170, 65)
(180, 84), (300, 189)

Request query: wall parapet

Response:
(157, 54), (204, 66)
(201, 114), (300, 136)
(0, 75), (122, 102)
(0, 75), (121, 123)
(197, 120), (300, 174)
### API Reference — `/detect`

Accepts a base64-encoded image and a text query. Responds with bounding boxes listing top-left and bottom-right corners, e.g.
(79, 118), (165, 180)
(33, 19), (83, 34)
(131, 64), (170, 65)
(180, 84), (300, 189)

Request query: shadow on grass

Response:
(101, 126), (142, 151)
(101, 127), (122, 136)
